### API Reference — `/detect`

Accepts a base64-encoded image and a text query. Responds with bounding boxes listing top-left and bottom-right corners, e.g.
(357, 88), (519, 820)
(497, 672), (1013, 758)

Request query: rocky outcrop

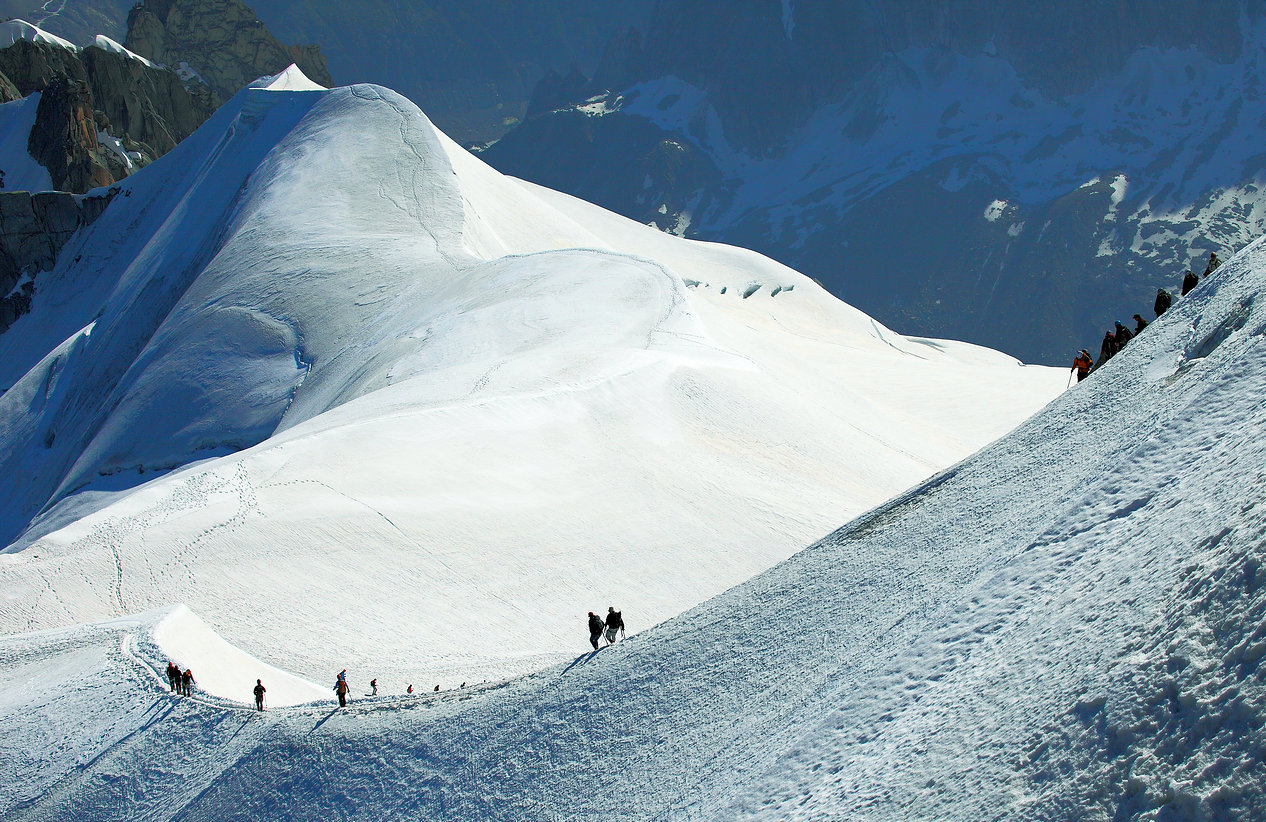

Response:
(0, 37), (218, 193)
(27, 77), (122, 192)
(78, 44), (216, 156)
(0, 69), (21, 103)
(124, 0), (333, 101)
(0, 188), (117, 333)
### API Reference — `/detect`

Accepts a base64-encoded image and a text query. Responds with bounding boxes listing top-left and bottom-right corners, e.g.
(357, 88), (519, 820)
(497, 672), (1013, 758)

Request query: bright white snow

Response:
(87, 34), (157, 67)
(2, 203), (1264, 822)
(0, 18), (78, 51)
(0, 70), (1063, 699)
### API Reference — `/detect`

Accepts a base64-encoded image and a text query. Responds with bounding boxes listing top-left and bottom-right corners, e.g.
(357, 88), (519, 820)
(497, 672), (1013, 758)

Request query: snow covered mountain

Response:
(3, 137), (1263, 821)
(481, 0), (1266, 365)
(0, 67), (1062, 695)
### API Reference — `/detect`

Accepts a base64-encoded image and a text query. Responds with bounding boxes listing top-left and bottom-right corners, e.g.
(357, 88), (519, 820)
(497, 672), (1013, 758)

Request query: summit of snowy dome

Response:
(87, 35), (157, 68)
(0, 18), (77, 51)
(0, 79), (1064, 693)
(249, 63), (327, 91)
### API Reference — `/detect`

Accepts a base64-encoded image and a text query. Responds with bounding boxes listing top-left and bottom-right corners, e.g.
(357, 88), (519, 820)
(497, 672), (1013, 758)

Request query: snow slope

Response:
(3, 188), (1263, 822)
(0, 68), (1062, 691)
(0, 92), (54, 192)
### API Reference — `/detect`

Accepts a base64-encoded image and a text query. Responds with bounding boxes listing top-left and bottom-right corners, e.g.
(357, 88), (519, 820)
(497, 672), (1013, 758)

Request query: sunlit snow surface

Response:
(3, 211), (1264, 822)
(0, 69), (1263, 821)
(0, 70), (1063, 694)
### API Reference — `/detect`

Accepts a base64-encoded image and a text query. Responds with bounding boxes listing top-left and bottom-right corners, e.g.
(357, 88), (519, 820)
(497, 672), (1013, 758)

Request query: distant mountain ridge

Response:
(124, 0), (332, 102)
(482, 0), (1266, 364)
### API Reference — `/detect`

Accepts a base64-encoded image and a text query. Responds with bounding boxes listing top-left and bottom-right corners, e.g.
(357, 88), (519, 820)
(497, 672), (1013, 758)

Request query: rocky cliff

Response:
(0, 36), (217, 191)
(124, 0), (332, 101)
(0, 188), (115, 334)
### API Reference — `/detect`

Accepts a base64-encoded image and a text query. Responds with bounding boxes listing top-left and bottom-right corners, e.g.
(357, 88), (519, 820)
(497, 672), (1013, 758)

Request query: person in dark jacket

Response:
(1071, 350), (1093, 382)
(1114, 321), (1133, 347)
(180, 668), (194, 696)
(334, 677), (349, 707)
(1154, 289), (1173, 317)
(604, 607), (625, 645)
(254, 679), (266, 711)
(1181, 269), (1199, 296)
(1133, 314), (1148, 334)
(587, 611), (605, 650)
(1098, 330), (1117, 367)
(166, 662), (180, 692)
(1203, 251), (1221, 278)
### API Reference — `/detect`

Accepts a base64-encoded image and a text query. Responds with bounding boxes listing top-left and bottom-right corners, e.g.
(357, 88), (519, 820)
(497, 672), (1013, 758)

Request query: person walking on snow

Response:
(181, 668), (194, 696)
(254, 679), (266, 711)
(1113, 321), (1133, 348)
(334, 677), (349, 707)
(1071, 350), (1093, 383)
(1181, 269), (1199, 296)
(604, 607), (625, 645)
(1154, 288), (1173, 318)
(588, 611), (605, 650)
(166, 662), (180, 692)
(1097, 329), (1117, 368)
(370, 678), (378, 696)
(1133, 314), (1148, 335)
(1203, 251), (1221, 278)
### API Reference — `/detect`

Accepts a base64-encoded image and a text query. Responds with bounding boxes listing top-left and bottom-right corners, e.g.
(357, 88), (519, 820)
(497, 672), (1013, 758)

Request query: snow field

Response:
(0, 70), (1065, 693)
(0, 68), (1263, 822)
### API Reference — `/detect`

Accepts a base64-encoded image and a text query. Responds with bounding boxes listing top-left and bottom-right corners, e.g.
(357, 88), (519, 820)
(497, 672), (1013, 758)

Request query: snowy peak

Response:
(0, 77), (1062, 696)
(0, 19), (77, 51)
(250, 63), (327, 91)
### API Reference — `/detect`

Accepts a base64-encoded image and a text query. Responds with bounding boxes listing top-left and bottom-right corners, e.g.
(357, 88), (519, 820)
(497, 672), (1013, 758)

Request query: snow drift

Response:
(4, 183), (1264, 822)
(0, 67), (1063, 688)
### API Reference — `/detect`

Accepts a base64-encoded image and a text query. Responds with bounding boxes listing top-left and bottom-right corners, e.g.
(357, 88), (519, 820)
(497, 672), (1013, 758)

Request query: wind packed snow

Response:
(0, 70), (1064, 699)
(250, 63), (328, 92)
(2, 186), (1264, 821)
(88, 34), (158, 67)
(5, 66), (1254, 821)
(0, 18), (77, 51)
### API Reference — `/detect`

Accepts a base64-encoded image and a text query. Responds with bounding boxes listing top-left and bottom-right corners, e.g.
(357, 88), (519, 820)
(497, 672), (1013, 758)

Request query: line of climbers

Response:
(166, 605), (631, 711)
(1071, 251), (1221, 383)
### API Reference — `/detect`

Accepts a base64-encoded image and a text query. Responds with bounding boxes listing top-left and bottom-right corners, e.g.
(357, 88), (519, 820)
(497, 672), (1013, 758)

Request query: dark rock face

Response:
(27, 76), (120, 192)
(124, 0), (333, 100)
(240, 0), (654, 145)
(0, 38), (86, 94)
(0, 37), (218, 193)
(0, 188), (116, 333)
(0, 67), (21, 102)
(79, 44), (215, 156)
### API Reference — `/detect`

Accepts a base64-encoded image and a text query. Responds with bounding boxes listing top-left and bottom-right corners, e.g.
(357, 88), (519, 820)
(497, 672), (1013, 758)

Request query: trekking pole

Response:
(1066, 370), (1074, 389)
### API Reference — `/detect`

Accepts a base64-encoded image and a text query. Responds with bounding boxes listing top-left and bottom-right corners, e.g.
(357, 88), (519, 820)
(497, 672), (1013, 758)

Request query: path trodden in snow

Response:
(0, 67), (1064, 691)
(3, 195), (1264, 821)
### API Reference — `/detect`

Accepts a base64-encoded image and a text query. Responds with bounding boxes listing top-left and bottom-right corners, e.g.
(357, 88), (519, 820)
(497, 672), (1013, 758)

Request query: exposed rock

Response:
(25, 79), (108, 191)
(0, 38), (87, 95)
(26, 77), (120, 193)
(524, 65), (594, 120)
(79, 44), (217, 156)
(0, 37), (218, 194)
(125, 0), (333, 100)
(0, 188), (117, 334)
(0, 68), (20, 103)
